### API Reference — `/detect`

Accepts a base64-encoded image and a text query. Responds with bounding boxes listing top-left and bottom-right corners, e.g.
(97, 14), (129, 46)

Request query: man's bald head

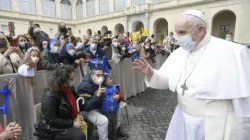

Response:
(174, 10), (207, 48)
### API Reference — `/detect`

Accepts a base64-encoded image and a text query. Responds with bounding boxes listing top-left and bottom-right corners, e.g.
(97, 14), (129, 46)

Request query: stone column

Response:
(83, 0), (87, 17)
(72, 0), (76, 20)
(56, 0), (61, 18)
(36, 0), (43, 16)
(109, 0), (114, 12)
(11, 0), (19, 12)
(124, 16), (128, 33)
(95, 0), (100, 15)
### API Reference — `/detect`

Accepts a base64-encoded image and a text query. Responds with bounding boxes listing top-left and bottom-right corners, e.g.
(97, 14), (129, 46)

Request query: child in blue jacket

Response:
(100, 74), (125, 140)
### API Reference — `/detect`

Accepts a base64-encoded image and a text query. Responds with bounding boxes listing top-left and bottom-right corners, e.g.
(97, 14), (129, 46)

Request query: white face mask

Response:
(68, 49), (76, 56)
(122, 47), (126, 51)
(132, 44), (137, 48)
(43, 45), (47, 49)
(112, 42), (118, 47)
(145, 45), (150, 49)
(226, 37), (232, 41)
(151, 46), (155, 49)
(34, 28), (41, 33)
(19, 42), (27, 48)
(93, 76), (104, 85)
(90, 43), (97, 51)
(30, 56), (39, 64)
(177, 27), (199, 51)
(70, 79), (76, 86)
(77, 42), (83, 46)
(50, 46), (60, 54)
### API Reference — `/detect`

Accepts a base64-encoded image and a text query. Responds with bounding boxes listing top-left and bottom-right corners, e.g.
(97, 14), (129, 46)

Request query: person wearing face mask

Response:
(140, 41), (155, 63)
(83, 37), (105, 59)
(103, 37), (120, 60)
(38, 39), (48, 53)
(225, 32), (234, 42)
(42, 39), (62, 70)
(77, 67), (108, 140)
(34, 65), (94, 140)
(0, 33), (23, 74)
(133, 10), (250, 140)
(54, 22), (68, 39)
(59, 43), (84, 68)
(16, 35), (30, 55)
(28, 24), (49, 48)
(18, 47), (43, 77)
(128, 40), (141, 61)
(116, 41), (131, 60)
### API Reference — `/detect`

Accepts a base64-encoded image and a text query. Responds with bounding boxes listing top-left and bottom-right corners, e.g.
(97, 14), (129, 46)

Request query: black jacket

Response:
(77, 73), (101, 112)
(34, 88), (82, 138)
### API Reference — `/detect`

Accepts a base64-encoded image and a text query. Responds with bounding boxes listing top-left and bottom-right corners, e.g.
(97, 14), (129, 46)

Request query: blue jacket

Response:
(100, 85), (119, 113)
(88, 56), (111, 74)
(83, 45), (105, 59)
(77, 73), (101, 111)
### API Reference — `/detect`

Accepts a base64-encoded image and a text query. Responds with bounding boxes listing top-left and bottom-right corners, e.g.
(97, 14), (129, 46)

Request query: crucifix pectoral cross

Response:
(181, 81), (188, 96)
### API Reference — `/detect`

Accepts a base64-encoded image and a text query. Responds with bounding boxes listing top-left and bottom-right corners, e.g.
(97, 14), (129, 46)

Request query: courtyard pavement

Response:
(118, 88), (177, 140)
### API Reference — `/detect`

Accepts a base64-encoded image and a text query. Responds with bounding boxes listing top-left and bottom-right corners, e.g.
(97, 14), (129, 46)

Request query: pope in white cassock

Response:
(133, 10), (250, 140)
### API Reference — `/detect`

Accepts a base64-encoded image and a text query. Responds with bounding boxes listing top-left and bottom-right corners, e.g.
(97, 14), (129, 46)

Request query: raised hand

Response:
(133, 57), (153, 76)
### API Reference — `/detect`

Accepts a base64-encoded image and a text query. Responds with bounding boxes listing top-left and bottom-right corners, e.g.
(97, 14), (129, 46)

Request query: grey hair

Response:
(185, 15), (207, 30)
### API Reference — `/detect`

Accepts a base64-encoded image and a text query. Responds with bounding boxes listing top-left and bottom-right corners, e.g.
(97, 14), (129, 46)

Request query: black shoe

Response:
(116, 127), (129, 139)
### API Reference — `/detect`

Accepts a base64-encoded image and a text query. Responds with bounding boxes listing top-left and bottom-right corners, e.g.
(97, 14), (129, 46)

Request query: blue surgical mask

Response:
(177, 27), (199, 51)
(70, 79), (76, 86)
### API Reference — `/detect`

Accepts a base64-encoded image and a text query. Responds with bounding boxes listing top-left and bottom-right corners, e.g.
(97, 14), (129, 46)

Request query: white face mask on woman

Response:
(112, 42), (118, 47)
(30, 56), (39, 64)
(50, 45), (60, 54)
(68, 50), (76, 56)
(177, 27), (199, 51)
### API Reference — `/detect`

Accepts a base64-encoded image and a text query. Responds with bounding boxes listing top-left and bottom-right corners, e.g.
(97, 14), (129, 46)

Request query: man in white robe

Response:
(133, 10), (250, 140)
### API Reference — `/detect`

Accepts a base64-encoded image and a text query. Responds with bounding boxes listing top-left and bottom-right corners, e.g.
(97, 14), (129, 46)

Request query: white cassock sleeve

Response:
(18, 64), (35, 77)
(145, 52), (177, 89)
(232, 97), (250, 140)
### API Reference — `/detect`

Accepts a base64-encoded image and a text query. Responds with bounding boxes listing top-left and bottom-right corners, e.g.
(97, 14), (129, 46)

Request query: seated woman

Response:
(42, 39), (62, 70)
(0, 33), (23, 74)
(34, 65), (93, 140)
(59, 43), (84, 68)
(18, 47), (43, 77)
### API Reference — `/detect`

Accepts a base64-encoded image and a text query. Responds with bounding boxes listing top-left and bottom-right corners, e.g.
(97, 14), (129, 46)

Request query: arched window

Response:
(86, 0), (95, 17)
(0, 0), (11, 11)
(99, 0), (108, 14)
(115, 0), (125, 11)
(76, 0), (83, 19)
(43, 0), (56, 17)
(19, 0), (36, 14)
(61, 0), (72, 19)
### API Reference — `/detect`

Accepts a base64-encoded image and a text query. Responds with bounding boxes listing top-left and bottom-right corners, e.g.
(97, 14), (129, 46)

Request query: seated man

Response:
(77, 67), (128, 140)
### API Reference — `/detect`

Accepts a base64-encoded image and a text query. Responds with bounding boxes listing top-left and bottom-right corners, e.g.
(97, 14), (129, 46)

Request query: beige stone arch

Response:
(212, 10), (236, 39)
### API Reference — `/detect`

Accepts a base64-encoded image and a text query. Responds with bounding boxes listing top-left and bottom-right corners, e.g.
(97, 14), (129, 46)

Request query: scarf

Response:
(60, 87), (77, 119)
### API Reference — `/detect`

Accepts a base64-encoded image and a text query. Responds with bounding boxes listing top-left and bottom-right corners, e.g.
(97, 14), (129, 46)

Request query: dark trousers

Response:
(38, 127), (86, 140)
(102, 112), (117, 140)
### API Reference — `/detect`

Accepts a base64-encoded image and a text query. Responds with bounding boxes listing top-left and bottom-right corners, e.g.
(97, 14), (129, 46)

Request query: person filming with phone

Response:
(0, 33), (23, 75)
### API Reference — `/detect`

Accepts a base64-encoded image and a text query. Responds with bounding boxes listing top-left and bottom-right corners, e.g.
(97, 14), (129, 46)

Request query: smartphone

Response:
(98, 30), (101, 35)
(8, 22), (15, 37)
(106, 31), (112, 38)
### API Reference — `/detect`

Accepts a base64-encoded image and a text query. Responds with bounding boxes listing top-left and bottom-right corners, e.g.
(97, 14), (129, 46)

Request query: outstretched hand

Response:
(133, 57), (153, 76)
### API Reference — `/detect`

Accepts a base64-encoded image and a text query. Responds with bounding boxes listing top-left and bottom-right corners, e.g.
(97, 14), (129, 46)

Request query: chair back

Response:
(34, 103), (41, 121)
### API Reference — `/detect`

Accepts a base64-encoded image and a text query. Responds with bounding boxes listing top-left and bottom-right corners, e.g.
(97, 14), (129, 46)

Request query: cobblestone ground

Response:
(91, 88), (177, 140)
(119, 88), (177, 140)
